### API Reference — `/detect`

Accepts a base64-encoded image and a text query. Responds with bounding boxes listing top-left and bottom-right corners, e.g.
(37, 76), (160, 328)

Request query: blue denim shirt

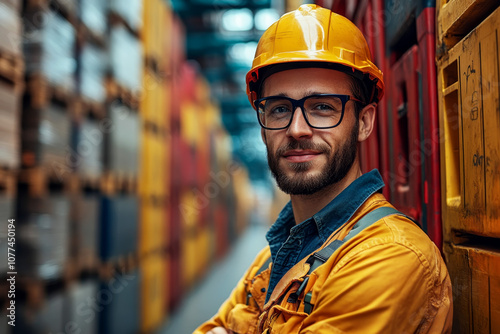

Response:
(264, 169), (385, 303)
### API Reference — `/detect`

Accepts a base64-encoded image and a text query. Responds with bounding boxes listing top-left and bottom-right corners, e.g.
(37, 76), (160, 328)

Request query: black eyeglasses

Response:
(254, 94), (364, 130)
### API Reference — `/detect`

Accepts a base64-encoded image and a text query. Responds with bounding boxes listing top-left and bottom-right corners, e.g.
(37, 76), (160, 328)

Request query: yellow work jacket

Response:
(194, 193), (453, 333)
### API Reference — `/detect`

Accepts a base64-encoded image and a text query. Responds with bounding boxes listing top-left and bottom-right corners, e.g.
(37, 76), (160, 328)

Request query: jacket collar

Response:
(267, 169), (385, 246)
(312, 169), (385, 243)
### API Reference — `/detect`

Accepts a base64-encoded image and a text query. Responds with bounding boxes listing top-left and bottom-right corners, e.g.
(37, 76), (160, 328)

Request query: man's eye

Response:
(270, 106), (291, 114)
(313, 103), (335, 111)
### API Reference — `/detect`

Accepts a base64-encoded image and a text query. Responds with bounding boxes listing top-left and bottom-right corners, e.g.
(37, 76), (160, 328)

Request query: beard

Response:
(266, 121), (359, 195)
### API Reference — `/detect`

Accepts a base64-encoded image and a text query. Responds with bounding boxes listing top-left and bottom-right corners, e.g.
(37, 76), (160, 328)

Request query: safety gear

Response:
(194, 193), (453, 334)
(246, 4), (385, 108)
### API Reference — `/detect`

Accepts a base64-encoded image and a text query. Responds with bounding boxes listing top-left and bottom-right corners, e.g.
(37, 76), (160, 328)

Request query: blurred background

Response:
(3, 0), (499, 333)
(0, 0), (302, 333)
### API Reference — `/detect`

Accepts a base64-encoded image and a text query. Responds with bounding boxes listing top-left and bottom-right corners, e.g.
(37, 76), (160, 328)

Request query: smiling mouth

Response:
(282, 150), (321, 163)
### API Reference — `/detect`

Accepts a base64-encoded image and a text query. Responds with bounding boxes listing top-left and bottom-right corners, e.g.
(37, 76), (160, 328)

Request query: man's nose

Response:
(286, 107), (313, 139)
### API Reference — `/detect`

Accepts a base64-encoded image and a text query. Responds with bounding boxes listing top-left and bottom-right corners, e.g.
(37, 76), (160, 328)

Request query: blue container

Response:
(98, 269), (141, 334)
(99, 195), (138, 261)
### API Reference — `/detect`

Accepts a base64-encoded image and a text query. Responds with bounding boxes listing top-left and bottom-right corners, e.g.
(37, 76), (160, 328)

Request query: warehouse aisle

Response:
(160, 221), (270, 334)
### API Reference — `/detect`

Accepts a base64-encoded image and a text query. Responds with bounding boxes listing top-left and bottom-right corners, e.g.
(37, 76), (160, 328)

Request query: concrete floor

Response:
(159, 222), (269, 334)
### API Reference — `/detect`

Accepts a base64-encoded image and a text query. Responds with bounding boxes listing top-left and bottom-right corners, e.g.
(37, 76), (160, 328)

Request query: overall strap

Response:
(256, 256), (272, 277)
(311, 206), (402, 269)
(294, 207), (408, 313)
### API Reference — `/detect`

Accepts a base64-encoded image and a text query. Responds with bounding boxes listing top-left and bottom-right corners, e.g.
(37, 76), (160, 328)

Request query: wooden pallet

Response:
(99, 253), (138, 281)
(74, 98), (106, 123)
(24, 0), (79, 28)
(436, 0), (500, 58)
(15, 273), (72, 309)
(143, 120), (167, 138)
(144, 56), (169, 80)
(74, 173), (102, 193)
(0, 51), (24, 87)
(76, 21), (107, 50)
(0, 169), (17, 197)
(76, 253), (99, 274)
(105, 78), (140, 110)
(108, 11), (141, 39)
(18, 166), (77, 197)
(101, 171), (137, 195)
(26, 73), (77, 110)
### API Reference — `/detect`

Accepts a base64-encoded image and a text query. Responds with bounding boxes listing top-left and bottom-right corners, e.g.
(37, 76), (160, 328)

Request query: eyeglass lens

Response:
(257, 95), (345, 129)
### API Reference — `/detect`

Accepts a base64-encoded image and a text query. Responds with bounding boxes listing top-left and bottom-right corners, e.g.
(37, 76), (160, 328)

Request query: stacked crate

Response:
(166, 15), (186, 310)
(7, 1), (256, 332)
(71, 0), (108, 276)
(436, 3), (500, 332)
(13, 2), (94, 332)
(99, 1), (142, 333)
(0, 2), (22, 311)
(14, 1), (143, 333)
(166, 13), (255, 312)
(139, 0), (172, 332)
(17, 2), (78, 318)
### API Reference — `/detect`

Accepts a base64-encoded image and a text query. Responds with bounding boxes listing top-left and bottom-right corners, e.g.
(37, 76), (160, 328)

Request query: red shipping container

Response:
(389, 45), (422, 225)
(350, 0), (391, 201)
(417, 7), (442, 249)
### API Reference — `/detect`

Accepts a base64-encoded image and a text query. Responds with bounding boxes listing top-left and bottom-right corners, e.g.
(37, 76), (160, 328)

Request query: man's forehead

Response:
(262, 68), (353, 96)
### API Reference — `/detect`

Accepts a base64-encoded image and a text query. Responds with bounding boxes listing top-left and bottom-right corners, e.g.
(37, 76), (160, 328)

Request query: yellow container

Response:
(232, 166), (253, 236)
(195, 225), (211, 278)
(142, 0), (172, 72)
(140, 69), (165, 126)
(180, 228), (197, 291)
(179, 189), (201, 290)
(140, 69), (152, 124)
(139, 199), (165, 257)
(156, 76), (169, 130)
(436, 0), (499, 56)
(437, 7), (500, 241)
(140, 254), (166, 333)
(139, 127), (168, 199)
(444, 243), (500, 333)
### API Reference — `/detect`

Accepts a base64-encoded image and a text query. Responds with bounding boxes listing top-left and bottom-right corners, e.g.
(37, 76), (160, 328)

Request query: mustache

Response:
(275, 139), (329, 156)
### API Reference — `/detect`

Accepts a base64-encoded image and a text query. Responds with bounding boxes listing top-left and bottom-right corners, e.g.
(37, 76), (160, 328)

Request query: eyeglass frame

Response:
(253, 94), (365, 130)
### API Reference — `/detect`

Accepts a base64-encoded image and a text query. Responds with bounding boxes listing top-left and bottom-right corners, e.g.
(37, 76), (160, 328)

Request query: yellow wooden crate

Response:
(444, 243), (500, 332)
(437, 7), (500, 241)
(140, 254), (166, 333)
(436, 0), (500, 56)
(139, 199), (165, 257)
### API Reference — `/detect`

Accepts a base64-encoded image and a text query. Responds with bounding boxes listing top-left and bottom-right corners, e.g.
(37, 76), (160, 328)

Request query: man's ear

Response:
(358, 103), (377, 142)
(261, 128), (267, 145)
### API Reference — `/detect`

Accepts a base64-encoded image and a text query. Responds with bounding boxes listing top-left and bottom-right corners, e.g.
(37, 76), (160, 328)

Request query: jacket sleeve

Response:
(298, 239), (453, 334)
(193, 247), (271, 334)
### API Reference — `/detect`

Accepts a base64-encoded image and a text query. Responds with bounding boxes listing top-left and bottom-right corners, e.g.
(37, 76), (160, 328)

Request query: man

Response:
(195, 4), (452, 334)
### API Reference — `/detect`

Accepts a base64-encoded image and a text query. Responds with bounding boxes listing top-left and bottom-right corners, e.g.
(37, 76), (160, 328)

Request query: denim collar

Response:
(266, 169), (385, 259)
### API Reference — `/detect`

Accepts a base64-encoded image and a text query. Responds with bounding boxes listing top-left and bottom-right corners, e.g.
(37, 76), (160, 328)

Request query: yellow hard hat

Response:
(246, 4), (384, 108)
